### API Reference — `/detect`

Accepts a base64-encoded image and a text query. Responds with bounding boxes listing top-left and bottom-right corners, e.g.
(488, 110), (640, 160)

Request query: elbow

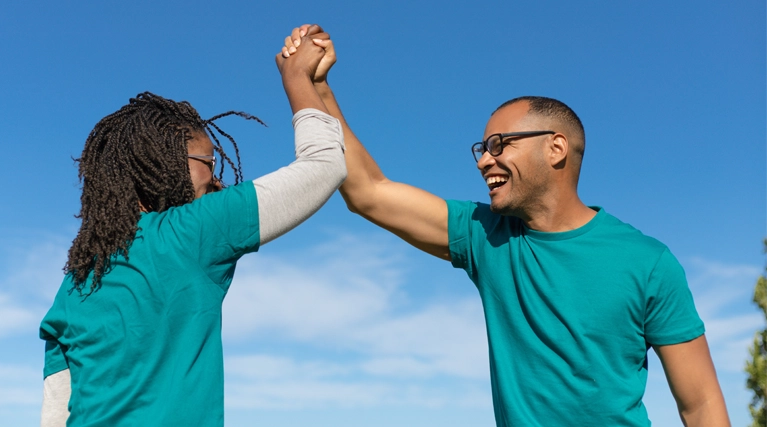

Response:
(326, 147), (347, 188)
(339, 189), (364, 215)
(335, 162), (348, 188)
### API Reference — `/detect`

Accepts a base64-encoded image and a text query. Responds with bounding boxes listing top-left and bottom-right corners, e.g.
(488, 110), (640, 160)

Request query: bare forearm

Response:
(312, 81), (450, 260)
(654, 337), (730, 427)
(283, 74), (328, 115)
(679, 402), (730, 427)
(314, 81), (386, 212)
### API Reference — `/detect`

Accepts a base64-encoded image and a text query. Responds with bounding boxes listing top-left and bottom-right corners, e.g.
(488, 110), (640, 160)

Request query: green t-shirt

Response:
(447, 201), (704, 427)
(40, 182), (260, 426)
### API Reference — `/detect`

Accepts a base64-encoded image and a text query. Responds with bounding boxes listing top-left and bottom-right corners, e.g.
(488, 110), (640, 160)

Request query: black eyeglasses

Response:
(471, 131), (555, 162)
(188, 154), (216, 173)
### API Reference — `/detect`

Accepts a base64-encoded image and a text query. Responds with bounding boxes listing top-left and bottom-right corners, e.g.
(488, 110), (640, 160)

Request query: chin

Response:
(489, 200), (519, 217)
(489, 203), (508, 215)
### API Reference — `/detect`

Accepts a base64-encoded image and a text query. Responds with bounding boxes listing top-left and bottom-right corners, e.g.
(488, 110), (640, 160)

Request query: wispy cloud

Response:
(0, 237), (67, 420)
(222, 233), (491, 409)
(0, 237), (67, 339)
(0, 364), (40, 405)
(643, 256), (764, 425)
(682, 257), (763, 373)
(0, 293), (42, 339)
(2, 231), (762, 424)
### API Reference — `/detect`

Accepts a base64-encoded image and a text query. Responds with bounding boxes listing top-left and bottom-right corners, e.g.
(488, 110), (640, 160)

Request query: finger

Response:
(281, 46), (290, 58)
(309, 31), (330, 41)
(291, 27), (302, 47)
(305, 24), (323, 37)
(313, 38), (335, 56)
(299, 23), (312, 37)
(274, 52), (285, 68)
(284, 36), (297, 54)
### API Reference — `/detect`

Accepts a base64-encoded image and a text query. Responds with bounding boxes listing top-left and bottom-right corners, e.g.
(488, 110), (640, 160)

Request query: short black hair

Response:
(494, 96), (585, 157)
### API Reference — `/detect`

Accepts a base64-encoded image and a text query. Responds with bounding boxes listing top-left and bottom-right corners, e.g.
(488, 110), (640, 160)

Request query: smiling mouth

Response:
(486, 176), (508, 190)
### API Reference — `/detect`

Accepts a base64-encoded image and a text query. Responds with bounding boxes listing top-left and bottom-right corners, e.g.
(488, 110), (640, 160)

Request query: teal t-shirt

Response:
(447, 201), (704, 427)
(39, 182), (260, 427)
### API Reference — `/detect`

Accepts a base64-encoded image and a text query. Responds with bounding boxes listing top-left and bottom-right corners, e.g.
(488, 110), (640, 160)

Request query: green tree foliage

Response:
(746, 239), (767, 427)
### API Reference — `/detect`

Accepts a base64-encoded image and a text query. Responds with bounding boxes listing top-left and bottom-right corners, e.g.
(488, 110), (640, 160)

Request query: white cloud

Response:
(0, 293), (41, 339)
(222, 233), (491, 409)
(0, 363), (41, 406)
(684, 257), (761, 316)
(226, 355), (353, 381)
(0, 238), (67, 422)
(1, 236), (68, 299)
(223, 234), (488, 369)
(7, 232), (760, 422)
(683, 257), (764, 373)
(0, 237), (67, 339)
(225, 364), (490, 410)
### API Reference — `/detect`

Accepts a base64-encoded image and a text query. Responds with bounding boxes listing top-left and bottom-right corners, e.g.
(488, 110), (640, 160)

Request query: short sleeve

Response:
(447, 200), (476, 275)
(40, 284), (71, 379)
(644, 249), (705, 345)
(42, 337), (69, 379)
(151, 181), (260, 274)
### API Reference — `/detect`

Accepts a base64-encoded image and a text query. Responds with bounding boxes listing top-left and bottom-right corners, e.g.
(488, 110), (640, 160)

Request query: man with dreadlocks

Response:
(39, 27), (344, 426)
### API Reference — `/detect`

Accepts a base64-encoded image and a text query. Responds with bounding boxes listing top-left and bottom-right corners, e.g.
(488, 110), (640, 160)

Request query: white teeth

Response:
(486, 176), (508, 186)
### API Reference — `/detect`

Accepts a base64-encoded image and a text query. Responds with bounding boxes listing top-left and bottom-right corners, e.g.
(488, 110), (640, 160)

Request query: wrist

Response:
(281, 68), (313, 84)
(314, 80), (332, 96)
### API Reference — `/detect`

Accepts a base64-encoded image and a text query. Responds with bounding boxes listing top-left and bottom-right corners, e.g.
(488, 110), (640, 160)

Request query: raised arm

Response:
(283, 25), (451, 260)
(652, 335), (730, 426)
(255, 29), (346, 245)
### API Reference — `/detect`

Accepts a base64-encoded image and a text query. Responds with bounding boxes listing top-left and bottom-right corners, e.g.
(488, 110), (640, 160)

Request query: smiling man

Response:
(282, 25), (730, 426)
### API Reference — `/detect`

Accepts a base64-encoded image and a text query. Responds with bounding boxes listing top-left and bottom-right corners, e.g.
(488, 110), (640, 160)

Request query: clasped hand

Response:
(276, 24), (335, 83)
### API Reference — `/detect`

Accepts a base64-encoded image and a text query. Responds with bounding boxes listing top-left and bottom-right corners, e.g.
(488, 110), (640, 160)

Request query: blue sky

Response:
(0, 1), (764, 426)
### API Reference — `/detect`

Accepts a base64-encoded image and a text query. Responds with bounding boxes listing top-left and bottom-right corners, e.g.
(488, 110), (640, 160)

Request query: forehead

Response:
(483, 101), (533, 139)
(187, 130), (214, 154)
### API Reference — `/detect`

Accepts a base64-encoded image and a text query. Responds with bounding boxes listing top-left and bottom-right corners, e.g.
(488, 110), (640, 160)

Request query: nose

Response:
(476, 151), (496, 171)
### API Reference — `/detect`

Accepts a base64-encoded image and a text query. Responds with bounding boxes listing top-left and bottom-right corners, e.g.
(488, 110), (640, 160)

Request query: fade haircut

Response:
(494, 96), (586, 158)
(65, 92), (264, 297)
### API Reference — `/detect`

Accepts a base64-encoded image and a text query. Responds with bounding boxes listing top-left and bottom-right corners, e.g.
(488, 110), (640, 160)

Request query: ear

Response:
(548, 133), (568, 168)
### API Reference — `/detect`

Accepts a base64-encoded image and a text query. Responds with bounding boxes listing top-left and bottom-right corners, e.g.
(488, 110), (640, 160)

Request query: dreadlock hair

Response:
(64, 92), (264, 297)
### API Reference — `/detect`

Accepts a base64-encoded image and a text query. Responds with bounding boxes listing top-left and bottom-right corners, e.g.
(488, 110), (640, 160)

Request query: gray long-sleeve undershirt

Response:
(255, 108), (346, 244)
(40, 108), (346, 427)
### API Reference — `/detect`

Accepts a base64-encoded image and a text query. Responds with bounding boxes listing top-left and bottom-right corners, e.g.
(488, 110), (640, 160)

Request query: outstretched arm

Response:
(653, 335), (730, 426)
(256, 28), (346, 245)
(283, 25), (451, 260)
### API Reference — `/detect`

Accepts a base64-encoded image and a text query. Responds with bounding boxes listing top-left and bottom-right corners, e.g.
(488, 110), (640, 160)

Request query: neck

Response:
(519, 190), (595, 232)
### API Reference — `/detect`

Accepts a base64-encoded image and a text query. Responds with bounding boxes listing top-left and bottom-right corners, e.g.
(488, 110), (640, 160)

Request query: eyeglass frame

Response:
(187, 154), (217, 173)
(471, 131), (555, 162)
